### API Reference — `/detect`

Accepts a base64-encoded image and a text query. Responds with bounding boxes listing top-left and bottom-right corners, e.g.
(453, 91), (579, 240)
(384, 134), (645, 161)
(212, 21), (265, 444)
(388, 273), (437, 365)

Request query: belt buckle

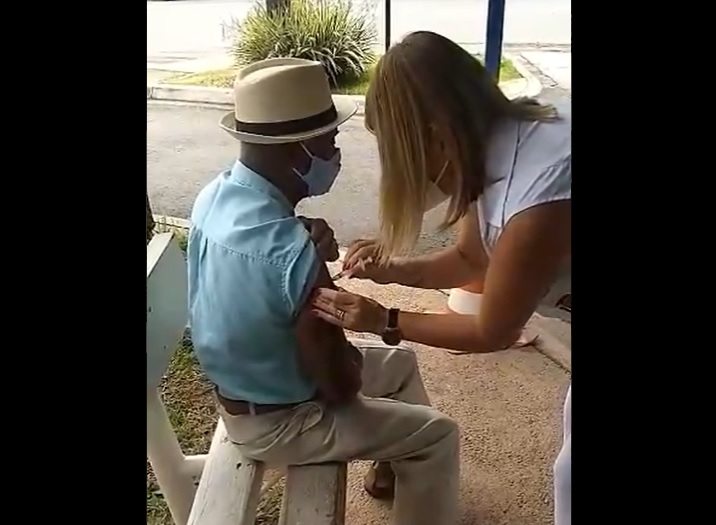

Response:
(248, 402), (257, 415)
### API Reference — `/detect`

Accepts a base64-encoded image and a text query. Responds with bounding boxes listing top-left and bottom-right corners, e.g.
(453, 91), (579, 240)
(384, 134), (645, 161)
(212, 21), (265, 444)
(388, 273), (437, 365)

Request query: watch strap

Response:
(387, 308), (400, 330)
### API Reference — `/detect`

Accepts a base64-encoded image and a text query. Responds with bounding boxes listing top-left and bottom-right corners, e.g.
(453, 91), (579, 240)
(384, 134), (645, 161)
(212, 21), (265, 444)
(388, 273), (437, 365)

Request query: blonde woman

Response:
(311, 31), (571, 525)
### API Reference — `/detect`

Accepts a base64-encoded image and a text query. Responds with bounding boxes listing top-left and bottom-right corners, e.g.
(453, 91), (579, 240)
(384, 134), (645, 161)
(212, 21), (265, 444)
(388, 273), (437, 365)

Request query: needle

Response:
(331, 256), (373, 281)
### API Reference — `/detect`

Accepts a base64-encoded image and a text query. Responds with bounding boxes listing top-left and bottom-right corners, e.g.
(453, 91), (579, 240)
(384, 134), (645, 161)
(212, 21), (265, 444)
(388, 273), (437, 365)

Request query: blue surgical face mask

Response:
(293, 143), (341, 196)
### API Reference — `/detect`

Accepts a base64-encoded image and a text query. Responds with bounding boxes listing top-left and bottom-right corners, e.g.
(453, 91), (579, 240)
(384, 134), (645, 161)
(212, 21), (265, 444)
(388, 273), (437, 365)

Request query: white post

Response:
(183, 454), (208, 478)
(147, 389), (197, 525)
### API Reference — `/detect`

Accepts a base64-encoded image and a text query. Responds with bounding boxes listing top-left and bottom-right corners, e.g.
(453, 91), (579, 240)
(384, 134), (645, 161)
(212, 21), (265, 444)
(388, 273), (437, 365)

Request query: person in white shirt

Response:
(310, 31), (571, 525)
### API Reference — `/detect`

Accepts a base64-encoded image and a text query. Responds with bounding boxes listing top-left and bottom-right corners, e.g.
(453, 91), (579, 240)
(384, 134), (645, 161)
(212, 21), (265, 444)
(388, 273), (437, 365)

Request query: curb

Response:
(507, 53), (543, 99)
(530, 313), (571, 373)
(154, 214), (191, 230)
(147, 53), (542, 114)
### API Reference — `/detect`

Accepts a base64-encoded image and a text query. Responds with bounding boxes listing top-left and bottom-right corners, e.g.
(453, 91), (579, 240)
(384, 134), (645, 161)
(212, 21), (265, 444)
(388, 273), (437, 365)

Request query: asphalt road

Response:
(147, 102), (456, 251)
(147, 85), (569, 252)
(147, 0), (571, 62)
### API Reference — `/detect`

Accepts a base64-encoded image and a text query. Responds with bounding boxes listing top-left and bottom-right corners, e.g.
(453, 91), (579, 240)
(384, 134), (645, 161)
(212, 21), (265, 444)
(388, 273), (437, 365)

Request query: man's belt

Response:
(216, 389), (314, 416)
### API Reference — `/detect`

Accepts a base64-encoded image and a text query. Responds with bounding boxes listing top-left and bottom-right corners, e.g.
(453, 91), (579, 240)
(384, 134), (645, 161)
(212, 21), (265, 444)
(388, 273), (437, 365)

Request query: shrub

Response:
(230, 0), (377, 86)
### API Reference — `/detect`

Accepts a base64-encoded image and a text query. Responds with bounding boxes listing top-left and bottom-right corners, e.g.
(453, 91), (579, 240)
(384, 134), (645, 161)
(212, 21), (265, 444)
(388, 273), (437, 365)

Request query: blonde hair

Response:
(365, 31), (560, 263)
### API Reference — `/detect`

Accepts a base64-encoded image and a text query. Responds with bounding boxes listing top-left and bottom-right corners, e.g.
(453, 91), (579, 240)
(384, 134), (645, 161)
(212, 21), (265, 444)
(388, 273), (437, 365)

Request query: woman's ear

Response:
(430, 119), (456, 156)
(431, 123), (458, 167)
(439, 132), (464, 193)
(426, 124), (445, 164)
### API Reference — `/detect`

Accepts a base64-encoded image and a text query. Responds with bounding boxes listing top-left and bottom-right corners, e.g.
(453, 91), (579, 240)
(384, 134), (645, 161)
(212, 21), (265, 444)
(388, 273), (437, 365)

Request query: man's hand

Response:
(298, 217), (339, 262)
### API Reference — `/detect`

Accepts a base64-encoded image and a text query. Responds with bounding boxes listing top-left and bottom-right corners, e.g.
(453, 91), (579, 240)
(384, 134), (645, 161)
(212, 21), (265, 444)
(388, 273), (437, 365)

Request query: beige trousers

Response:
(219, 338), (460, 525)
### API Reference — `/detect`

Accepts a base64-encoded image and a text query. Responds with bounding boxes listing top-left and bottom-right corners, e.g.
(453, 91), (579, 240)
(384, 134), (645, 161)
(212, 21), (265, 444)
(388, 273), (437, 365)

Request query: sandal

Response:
(363, 461), (395, 500)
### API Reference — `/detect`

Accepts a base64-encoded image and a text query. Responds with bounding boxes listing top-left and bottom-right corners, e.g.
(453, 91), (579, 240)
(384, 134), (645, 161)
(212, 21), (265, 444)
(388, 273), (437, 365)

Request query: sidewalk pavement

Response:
(520, 49), (571, 90)
(326, 261), (570, 525)
(147, 52), (232, 75)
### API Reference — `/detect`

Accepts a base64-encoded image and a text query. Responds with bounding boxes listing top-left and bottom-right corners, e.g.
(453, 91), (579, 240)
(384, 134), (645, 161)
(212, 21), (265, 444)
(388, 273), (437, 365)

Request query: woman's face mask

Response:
(423, 161), (450, 212)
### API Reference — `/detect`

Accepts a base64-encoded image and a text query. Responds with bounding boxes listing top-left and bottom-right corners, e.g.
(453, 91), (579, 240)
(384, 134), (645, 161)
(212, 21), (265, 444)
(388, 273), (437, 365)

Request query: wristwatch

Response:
(381, 308), (403, 346)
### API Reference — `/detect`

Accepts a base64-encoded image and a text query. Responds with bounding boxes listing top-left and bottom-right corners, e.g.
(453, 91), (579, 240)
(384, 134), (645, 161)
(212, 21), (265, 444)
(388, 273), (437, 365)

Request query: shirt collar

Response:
(230, 160), (294, 211)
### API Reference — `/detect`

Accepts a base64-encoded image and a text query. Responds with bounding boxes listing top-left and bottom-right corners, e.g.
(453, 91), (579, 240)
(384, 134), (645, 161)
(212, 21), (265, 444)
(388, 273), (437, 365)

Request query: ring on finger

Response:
(336, 309), (346, 321)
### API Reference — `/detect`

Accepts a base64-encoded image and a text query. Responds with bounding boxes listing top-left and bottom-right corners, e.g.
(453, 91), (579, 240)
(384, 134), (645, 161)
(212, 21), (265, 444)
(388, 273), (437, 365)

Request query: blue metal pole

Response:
(484, 0), (506, 81)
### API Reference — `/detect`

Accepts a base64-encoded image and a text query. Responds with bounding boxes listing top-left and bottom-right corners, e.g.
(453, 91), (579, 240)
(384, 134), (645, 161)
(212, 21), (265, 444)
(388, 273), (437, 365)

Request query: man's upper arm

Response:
(284, 229), (359, 401)
(284, 232), (322, 314)
(284, 234), (343, 342)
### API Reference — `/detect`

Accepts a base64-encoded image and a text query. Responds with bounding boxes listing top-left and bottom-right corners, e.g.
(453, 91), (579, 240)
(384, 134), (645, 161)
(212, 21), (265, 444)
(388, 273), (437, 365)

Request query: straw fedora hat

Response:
(219, 58), (358, 144)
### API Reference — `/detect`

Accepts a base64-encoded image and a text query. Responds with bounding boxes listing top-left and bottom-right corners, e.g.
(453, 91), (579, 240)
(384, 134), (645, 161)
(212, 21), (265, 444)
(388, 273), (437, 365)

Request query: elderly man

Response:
(186, 58), (460, 525)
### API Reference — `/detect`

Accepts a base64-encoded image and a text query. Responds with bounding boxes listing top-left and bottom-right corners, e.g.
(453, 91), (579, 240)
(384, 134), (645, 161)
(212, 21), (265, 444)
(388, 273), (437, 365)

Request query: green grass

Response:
(493, 57), (520, 83)
(146, 228), (283, 525)
(161, 56), (521, 95)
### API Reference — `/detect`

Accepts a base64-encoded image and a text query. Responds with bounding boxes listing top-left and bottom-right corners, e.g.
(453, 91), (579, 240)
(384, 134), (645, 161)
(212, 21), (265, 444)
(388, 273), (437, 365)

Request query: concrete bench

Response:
(146, 232), (347, 525)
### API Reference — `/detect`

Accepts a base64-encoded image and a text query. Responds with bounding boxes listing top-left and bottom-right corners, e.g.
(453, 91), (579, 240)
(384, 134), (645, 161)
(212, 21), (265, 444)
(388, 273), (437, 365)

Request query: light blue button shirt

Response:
(187, 161), (319, 404)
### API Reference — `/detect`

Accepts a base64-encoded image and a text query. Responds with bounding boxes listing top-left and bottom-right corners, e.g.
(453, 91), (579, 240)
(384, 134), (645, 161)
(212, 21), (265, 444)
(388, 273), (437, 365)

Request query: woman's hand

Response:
(311, 288), (388, 334)
(340, 239), (393, 284)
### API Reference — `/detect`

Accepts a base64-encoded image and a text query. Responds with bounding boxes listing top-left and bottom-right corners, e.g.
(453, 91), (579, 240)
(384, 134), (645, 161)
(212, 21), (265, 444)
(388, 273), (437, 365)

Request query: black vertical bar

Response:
(385, 0), (392, 52)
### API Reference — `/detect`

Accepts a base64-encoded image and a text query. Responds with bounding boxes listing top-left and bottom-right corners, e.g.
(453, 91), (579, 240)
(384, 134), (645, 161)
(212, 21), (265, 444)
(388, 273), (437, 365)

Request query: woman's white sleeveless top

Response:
(478, 99), (572, 253)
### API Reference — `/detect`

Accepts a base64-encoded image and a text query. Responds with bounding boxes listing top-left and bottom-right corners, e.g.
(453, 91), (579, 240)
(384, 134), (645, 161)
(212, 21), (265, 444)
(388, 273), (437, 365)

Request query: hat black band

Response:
(235, 104), (338, 137)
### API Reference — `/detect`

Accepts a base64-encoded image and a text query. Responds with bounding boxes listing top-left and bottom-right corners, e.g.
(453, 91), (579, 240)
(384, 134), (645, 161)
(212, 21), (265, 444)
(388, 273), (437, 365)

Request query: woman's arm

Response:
(351, 205), (490, 289)
(313, 201), (570, 354)
(396, 201), (571, 352)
